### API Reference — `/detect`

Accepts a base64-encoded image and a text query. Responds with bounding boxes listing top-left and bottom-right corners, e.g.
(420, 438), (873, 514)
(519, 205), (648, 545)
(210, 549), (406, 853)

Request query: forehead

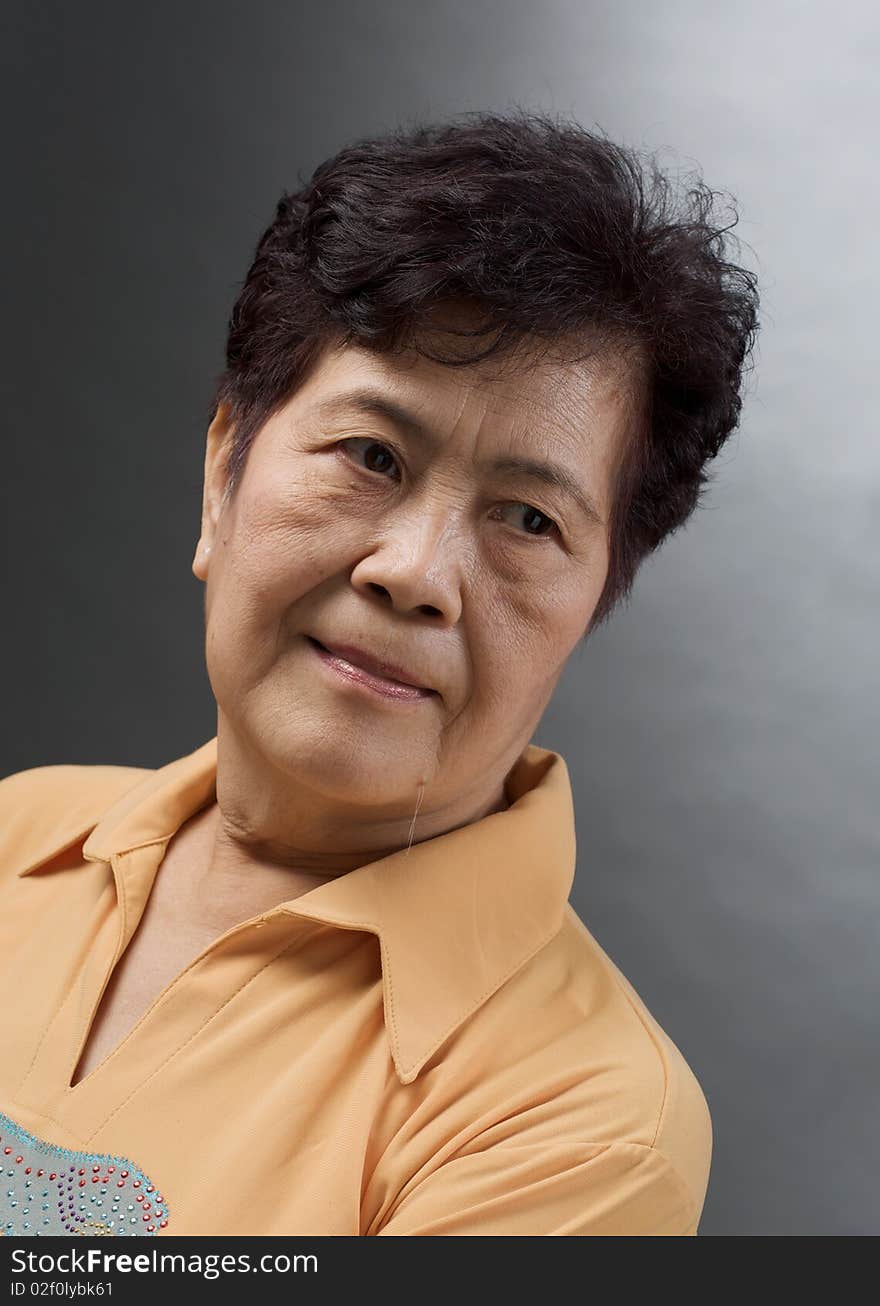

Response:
(290, 330), (642, 457)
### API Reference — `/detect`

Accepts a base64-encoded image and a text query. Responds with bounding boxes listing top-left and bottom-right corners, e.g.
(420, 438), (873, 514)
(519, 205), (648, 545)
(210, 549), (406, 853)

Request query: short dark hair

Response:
(208, 108), (760, 634)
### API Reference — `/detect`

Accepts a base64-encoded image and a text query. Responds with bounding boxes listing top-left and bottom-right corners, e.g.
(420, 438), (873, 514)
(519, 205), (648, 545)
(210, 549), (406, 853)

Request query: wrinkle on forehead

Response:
(343, 323), (644, 428)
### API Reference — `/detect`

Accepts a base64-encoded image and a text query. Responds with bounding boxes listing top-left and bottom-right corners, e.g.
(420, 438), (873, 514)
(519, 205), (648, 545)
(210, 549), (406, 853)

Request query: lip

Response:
(306, 636), (435, 700)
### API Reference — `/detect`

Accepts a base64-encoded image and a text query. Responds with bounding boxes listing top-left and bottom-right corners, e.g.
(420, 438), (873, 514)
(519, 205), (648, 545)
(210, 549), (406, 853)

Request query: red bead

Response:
(15, 1156), (22, 1164)
(107, 1166), (115, 1174)
(49, 1173), (57, 1180)
(92, 1177), (100, 1184)
(120, 1170), (129, 1178)
(92, 1164), (100, 1172)
(159, 1220), (167, 1228)
(117, 1180), (124, 1187)
(133, 1180), (141, 1188)
(25, 1167), (31, 1175)
(142, 1214), (150, 1222)
(37, 1170), (44, 1177)
(3, 1148), (11, 1155)
(135, 1194), (143, 1203)
(78, 1179), (85, 1187)
(78, 1168), (85, 1175)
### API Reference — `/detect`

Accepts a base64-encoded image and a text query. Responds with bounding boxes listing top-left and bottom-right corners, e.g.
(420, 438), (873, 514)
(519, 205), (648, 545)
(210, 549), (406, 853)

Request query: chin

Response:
(263, 715), (432, 808)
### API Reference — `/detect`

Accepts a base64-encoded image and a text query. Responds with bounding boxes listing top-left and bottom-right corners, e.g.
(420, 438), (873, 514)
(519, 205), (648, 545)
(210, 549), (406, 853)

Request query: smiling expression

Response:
(192, 330), (639, 822)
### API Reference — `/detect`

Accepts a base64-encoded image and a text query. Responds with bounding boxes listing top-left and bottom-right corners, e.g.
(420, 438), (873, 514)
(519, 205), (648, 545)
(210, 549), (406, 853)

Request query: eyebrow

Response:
(312, 388), (606, 528)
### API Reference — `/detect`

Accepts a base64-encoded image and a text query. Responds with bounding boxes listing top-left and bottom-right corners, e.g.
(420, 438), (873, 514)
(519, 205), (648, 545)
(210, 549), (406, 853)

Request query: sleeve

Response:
(371, 1140), (701, 1236)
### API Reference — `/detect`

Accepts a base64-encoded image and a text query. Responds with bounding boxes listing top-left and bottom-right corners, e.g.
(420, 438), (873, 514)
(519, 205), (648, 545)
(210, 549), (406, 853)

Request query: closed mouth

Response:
(305, 636), (435, 697)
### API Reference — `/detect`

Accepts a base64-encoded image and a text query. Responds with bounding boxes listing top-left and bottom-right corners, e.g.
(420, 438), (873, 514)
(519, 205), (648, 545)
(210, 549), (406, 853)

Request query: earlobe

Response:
(191, 539), (212, 582)
(194, 405), (235, 580)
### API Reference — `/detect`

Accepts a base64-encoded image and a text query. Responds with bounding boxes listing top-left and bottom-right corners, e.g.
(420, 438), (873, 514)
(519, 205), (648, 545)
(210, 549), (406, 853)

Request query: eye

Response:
(339, 437), (401, 481)
(494, 502), (560, 539)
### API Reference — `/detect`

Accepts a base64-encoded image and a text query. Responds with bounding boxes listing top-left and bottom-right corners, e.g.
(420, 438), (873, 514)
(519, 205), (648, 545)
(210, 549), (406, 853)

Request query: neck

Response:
(166, 716), (512, 926)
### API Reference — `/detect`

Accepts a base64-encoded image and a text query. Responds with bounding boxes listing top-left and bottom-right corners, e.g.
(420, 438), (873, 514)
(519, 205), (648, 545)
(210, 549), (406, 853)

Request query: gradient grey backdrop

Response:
(2, 0), (877, 1235)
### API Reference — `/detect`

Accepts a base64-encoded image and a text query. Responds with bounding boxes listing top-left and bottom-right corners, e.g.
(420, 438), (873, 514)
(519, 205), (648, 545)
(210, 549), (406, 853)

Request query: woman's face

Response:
(193, 335), (636, 820)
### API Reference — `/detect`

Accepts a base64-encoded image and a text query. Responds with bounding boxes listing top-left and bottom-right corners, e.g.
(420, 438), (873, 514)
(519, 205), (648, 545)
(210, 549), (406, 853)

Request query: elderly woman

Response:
(0, 111), (758, 1237)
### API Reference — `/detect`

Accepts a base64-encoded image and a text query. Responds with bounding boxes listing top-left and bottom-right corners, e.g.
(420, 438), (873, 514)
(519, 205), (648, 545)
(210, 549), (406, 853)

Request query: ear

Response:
(192, 402), (235, 582)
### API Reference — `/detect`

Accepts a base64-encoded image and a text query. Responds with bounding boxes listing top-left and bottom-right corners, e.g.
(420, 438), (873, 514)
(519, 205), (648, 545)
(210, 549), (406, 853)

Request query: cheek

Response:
(472, 569), (597, 714)
(223, 474), (367, 609)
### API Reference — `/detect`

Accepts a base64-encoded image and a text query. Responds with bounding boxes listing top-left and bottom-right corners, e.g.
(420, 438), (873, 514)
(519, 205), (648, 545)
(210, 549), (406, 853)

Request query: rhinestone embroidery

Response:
(0, 1111), (169, 1236)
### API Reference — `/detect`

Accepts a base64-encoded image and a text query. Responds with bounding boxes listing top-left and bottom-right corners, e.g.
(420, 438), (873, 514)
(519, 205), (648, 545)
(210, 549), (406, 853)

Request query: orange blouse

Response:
(0, 737), (711, 1236)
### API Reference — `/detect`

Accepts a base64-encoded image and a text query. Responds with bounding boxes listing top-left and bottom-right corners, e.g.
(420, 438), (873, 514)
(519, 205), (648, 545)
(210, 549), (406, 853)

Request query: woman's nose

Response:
(348, 502), (466, 623)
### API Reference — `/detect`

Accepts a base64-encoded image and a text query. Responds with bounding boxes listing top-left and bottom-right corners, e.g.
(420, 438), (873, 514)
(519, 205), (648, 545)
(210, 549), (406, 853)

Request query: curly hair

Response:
(207, 108), (760, 634)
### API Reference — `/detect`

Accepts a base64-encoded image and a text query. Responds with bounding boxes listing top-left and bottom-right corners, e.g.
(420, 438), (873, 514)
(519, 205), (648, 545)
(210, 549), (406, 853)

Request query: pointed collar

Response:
(17, 736), (577, 1085)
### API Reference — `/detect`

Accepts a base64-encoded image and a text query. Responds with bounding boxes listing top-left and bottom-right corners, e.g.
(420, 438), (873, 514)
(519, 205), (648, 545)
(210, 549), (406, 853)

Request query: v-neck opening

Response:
(14, 840), (297, 1122)
(63, 909), (280, 1096)
(12, 807), (354, 1145)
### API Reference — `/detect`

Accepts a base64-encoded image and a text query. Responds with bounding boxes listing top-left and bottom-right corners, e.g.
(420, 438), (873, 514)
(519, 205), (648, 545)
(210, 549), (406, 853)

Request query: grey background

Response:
(2, 0), (877, 1235)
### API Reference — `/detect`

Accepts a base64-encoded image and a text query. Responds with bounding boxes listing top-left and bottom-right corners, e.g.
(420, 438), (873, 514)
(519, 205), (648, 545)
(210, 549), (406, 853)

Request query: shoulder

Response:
(449, 901), (714, 1222)
(559, 905), (713, 1200)
(0, 756), (152, 880)
(373, 903), (714, 1235)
